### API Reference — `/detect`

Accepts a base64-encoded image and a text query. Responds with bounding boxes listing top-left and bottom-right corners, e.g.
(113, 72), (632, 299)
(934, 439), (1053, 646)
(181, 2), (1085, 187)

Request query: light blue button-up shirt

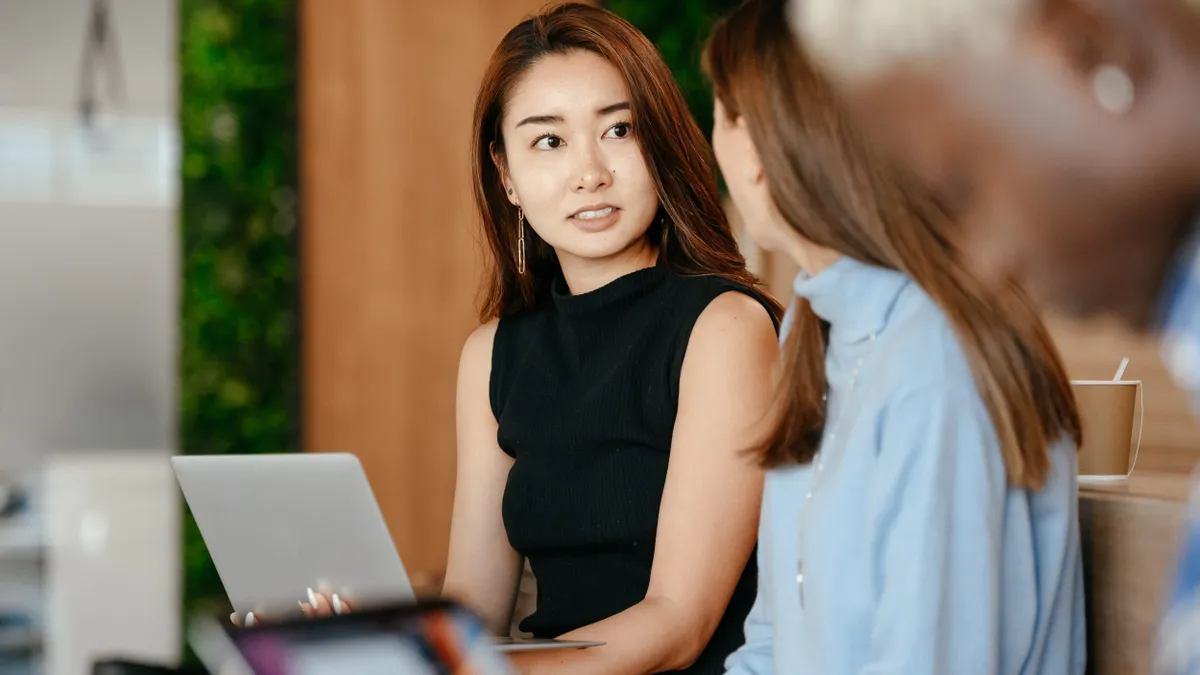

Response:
(725, 257), (1086, 675)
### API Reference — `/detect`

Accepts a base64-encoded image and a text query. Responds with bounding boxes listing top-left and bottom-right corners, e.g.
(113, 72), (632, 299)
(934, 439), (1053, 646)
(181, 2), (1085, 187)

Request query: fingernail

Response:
(245, 612), (256, 627)
(332, 594), (343, 615)
(230, 612), (238, 625)
(299, 601), (307, 612)
(307, 587), (318, 607)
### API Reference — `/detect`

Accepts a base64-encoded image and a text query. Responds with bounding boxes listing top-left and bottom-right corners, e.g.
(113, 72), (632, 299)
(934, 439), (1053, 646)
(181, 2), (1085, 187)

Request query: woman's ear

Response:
(490, 141), (519, 206)
(736, 117), (767, 185)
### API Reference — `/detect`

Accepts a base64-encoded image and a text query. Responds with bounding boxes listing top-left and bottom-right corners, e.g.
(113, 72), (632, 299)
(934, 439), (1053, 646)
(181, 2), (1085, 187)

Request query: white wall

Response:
(0, 0), (180, 672)
(0, 0), (178, 470)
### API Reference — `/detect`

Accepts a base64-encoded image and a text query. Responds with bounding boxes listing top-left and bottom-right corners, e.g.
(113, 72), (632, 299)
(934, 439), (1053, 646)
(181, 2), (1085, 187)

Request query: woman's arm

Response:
(723, 481), (776, 675)
(509, 292), (777, 675)
(442, 320), (525, 636)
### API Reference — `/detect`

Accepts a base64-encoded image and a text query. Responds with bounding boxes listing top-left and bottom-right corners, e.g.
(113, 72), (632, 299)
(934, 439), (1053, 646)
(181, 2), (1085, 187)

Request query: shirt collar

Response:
(792, 256), (910, 344)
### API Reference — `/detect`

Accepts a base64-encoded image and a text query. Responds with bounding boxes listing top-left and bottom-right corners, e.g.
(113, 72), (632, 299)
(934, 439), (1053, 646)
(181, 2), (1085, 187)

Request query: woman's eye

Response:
(604, 122), (632, 139)
(533, 135), (563, 150)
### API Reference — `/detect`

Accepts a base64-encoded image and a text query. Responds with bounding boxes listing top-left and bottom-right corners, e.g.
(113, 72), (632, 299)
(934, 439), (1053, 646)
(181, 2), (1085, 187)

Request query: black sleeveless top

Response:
(491, 263), (774, 674)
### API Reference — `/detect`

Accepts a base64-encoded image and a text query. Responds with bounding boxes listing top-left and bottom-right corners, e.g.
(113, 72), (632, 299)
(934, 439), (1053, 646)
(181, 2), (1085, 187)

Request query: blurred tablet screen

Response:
(192, 600), (514, 675)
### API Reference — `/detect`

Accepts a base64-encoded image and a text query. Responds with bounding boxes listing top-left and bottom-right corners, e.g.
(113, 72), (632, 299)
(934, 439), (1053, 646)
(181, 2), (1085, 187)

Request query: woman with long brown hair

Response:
(293, 8), (779, 670)
(433, 4), (777, 674)
(703, 0), (1085, 673)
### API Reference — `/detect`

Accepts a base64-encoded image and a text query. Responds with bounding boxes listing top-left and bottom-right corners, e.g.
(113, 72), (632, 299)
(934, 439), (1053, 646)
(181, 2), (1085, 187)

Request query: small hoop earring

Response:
(1093, 64), (1135, 115)
(517, 208), (527, 275)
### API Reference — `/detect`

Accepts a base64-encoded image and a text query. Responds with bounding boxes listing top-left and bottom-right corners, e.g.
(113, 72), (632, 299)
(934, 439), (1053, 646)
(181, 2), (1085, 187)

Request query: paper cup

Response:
(1071, 380), (1144, 482)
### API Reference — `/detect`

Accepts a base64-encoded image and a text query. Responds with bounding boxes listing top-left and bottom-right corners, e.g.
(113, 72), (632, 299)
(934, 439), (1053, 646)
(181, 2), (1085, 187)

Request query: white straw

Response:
(1113, 357), (1130, 382)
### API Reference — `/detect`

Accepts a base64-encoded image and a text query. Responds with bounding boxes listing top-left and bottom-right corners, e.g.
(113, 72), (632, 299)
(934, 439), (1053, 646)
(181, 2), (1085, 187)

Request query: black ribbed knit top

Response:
(491, 262), (773, 674)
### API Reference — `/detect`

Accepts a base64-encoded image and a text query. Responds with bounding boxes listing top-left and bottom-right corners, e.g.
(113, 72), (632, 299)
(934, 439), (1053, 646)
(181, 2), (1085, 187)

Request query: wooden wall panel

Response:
(300, 0), (561, 581)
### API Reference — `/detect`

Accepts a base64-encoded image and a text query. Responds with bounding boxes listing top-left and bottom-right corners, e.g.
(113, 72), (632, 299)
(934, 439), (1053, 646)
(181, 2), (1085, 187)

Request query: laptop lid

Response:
(171, 453), (413, 618)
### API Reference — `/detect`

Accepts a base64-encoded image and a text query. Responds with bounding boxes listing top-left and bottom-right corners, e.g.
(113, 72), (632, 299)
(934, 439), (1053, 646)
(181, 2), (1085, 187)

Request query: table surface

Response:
(1078, 470), (1192, 675)
(1080, 471), (1194, 503)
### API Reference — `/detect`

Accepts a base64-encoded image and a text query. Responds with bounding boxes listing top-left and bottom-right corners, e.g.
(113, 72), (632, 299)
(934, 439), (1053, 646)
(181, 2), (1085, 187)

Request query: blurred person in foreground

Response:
(788, 0), (1200, 672)
(705, 0), (1085, 672)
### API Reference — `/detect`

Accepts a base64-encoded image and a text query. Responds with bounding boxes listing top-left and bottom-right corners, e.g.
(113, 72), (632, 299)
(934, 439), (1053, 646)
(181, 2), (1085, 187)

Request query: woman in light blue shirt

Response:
(702, 1), (1087, 673)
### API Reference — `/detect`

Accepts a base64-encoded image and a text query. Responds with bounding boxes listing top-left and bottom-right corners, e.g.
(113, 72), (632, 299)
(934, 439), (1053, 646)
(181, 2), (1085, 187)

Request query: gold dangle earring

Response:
(517, 207), (527, 275)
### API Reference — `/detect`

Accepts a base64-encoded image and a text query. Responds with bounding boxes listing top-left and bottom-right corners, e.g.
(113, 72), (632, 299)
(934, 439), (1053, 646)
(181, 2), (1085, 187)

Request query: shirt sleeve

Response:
(863, 384), (1007, 675)
(724, 481), (775, 675)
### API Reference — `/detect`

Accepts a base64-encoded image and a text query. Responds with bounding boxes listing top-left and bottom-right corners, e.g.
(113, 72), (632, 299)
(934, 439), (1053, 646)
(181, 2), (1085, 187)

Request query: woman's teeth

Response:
(574, 207), (615, 220)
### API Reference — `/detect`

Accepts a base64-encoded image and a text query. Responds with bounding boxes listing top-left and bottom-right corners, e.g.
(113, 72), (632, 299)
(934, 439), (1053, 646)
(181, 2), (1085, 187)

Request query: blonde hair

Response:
(790, 0), (1031, 83)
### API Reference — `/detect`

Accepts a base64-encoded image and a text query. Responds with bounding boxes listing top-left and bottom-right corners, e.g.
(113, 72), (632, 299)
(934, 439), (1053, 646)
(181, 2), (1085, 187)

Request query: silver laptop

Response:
(171, 453), (601, 653)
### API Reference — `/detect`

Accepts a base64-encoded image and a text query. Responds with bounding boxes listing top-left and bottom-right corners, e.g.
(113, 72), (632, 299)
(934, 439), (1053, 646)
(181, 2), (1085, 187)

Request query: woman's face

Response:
(498, 50), (659, 267)
(711, 98), (787, 251)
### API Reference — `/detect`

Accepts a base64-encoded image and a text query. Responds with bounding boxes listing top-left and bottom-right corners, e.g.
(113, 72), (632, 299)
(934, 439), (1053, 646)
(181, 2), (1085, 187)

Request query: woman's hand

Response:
(300, 588), (355, 618)
(228, 587), (355, 626)
(229, 610), (269, 627)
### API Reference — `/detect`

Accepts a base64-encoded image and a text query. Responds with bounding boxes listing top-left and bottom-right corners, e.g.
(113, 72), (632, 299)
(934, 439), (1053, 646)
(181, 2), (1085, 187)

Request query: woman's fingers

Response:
(230, 589), (352, 627)
(308, 588), (334, 616)
(305, 587), (354, 616)
(334, 595), (354, 614)
(230, 611), (262, 627)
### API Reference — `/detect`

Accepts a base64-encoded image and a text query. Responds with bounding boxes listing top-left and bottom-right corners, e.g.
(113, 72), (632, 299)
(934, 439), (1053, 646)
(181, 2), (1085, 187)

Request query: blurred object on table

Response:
(0, 611), (39, 675)
(45, 453), (180, 675)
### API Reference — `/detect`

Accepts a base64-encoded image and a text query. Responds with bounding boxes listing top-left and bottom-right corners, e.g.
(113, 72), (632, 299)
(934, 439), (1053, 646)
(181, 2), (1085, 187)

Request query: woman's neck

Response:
(779, 230), (841, 278)
(557, 238), (658, 295)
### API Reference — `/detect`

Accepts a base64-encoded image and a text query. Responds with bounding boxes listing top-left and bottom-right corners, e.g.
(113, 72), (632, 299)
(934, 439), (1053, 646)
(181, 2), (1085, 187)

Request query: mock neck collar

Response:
(792, 257), (910, 344)
(552, 259), (667, 316)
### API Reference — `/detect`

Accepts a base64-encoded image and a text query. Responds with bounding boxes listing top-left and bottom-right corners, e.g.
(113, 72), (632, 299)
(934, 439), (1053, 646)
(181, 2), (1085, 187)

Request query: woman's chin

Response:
(555, 232), (653, 263)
